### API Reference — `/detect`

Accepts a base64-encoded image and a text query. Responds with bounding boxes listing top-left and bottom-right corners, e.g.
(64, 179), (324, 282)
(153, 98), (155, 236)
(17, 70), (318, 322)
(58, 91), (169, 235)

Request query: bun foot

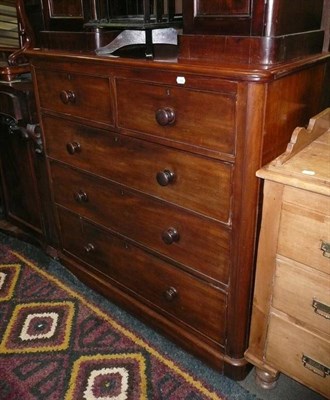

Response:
(255, 367), (279, 389)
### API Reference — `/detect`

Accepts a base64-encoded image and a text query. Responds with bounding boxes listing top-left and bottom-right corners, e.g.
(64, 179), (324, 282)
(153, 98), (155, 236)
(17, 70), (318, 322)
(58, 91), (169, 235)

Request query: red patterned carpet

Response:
(0, 243), (232, 400)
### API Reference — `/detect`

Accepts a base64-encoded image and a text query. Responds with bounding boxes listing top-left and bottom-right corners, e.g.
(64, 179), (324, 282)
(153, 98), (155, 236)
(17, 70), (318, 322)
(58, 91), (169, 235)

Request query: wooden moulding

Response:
(178, 31), (325, 65)
(272, 107), (330, 166)
(0, 64), (31, 82)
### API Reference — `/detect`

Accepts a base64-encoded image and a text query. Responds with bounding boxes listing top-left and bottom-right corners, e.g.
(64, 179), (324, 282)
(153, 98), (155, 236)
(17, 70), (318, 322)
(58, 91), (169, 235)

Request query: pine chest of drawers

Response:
(28, 50), (329, 379)
(245, 109), (330, 397)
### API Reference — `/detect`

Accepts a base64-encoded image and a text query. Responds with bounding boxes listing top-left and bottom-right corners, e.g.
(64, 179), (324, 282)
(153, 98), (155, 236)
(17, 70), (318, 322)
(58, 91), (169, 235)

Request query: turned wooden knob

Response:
(156, 169), (175, 186)
(164, 287), (178, 301)
(60, 90), (76, 104)
(66, 141), (81, 154)
(84, 243), (95, 253)
(155, 107), (176, 126)
(162, 227), (180, 244)
(74, 190), (88, 203)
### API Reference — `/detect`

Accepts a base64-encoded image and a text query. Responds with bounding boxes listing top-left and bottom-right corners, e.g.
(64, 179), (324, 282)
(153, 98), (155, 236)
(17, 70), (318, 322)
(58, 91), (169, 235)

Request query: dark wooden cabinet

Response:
(1, 0), (328, 384)
(27, 49), (329, 380)
(183, 0), (324, 36)
(180, 0), (326, 64)
(0, 80), (42, 239)
(0, 78), (58, 250)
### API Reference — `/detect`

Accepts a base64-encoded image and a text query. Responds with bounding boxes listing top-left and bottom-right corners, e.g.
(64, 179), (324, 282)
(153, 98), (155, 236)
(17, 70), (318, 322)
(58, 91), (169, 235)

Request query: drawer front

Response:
(35, 69), (113, 125)
(116, 79), (236, 155)
(266, 313), (330, 398)
(273, 257), (330, 335)
(51, 162), (230, 284)
(277, 190), (330, 274)
(58, 208), (227, 344)
(44, 115), (232, 222)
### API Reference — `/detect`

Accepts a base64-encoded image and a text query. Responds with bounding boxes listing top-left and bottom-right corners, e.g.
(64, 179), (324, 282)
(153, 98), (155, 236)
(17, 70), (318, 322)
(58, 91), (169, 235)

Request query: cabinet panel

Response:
(197, 0), (250, 15)
(51, 162), (231, 284)
(58, 208), (227, 343)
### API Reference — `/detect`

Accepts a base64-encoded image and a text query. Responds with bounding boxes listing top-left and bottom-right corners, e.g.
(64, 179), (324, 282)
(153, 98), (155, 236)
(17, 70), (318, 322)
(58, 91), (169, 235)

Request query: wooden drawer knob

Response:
(74, 190), (88, 203)
(156, 169), (175, 186)
(164, 286), (178, 302)
(84, 243), (95, 253)
(162, 227), (180, 244)
(155, 107), (176, 126)
(66, 142), (81, 155)
(60, 90), (76, 104)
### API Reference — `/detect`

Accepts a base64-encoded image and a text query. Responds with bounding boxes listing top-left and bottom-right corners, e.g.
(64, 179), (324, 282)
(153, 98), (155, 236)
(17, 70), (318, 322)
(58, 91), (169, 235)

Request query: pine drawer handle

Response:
(302, 355), (330, 378)
(312, 299), (330, 319)
(320, 241), (330, 258)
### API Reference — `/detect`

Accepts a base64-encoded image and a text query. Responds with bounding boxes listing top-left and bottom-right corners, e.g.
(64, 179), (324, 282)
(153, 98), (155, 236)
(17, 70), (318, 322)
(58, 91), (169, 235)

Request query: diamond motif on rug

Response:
(0, 264), (20, 301)
(0, 301), (75, 353)
(66, 353), (147, 400)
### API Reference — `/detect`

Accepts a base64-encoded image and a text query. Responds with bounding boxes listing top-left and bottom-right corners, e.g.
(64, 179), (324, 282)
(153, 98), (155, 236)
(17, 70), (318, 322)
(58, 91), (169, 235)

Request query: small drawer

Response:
(57, 208), (227, 344)
(51, 162), (230, 284)
(277, 187), (330, 275)
(35, 69), (113, 125)
(266, 313), (330, 398)
(44, 115), (232, 222)
(116, 79), (236, 156)
(273, 257), (330, 335)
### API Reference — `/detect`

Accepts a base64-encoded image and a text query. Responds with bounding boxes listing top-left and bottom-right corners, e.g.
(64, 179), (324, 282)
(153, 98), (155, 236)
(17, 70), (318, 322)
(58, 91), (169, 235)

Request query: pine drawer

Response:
(273, 256), (330, 335)
(266, 312), (330, 398)
(277, 186), (330, 275)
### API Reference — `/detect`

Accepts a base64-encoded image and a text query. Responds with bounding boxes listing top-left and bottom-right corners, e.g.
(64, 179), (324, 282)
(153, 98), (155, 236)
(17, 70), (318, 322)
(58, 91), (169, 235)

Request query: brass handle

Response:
(66, 142), (81, 155)
(320, 241), (330, 258)
(155, 107), (176, 126)
(60, 90), (76, 104)
(162, 227), (180, 244)
(84, 243), (95, 253)
(156, 170), (175, 186)
(164, 287), (178, 302)
(74, 190), (88, 203)
(312, 299), (330, 319)
(302, 355), (330, 378)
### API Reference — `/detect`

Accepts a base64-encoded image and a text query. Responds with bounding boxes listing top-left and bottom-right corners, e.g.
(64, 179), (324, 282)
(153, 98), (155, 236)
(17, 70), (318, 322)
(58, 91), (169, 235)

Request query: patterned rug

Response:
(0, 235), (256, 400)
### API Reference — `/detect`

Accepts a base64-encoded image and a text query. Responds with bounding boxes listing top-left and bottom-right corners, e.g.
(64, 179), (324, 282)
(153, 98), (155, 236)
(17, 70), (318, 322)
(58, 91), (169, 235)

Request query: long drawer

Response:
(273, 256), (330, 335)
(116, 79), (236, 156)
(44, 115), (232, 222)
(35, 69), (114, 125)
(58, 207), (227, 344)
(266, 313), (330, 398)
(50, 161), (230, 284)
(277, 187), (330, 275)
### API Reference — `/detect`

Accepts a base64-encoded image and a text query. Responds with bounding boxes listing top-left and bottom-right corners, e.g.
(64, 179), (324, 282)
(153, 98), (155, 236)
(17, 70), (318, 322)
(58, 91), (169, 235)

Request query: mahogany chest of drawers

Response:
(28, 50), (329, 379)
(245, 109), (330, 397)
